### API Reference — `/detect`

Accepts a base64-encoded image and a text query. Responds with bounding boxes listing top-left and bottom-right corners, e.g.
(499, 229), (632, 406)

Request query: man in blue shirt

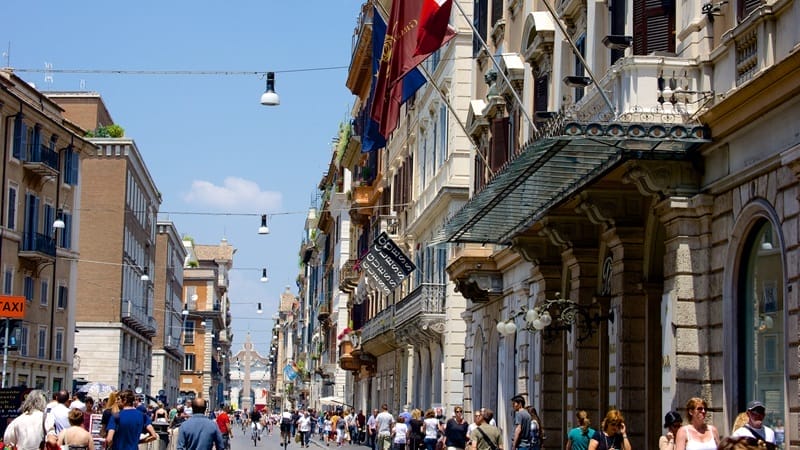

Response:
(177, 398), (225, 450)
(106, 390), (158, 450)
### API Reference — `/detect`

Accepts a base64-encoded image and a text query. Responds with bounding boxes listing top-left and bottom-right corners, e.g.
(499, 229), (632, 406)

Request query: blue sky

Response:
(2, 1), (363, 357)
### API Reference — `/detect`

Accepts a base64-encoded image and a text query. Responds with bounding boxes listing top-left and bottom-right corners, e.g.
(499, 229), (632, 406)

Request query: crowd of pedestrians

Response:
(0, 390), (784, 450)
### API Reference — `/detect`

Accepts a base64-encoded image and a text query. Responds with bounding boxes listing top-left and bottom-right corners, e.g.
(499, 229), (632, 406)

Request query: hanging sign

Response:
(360, 232), (416, 295)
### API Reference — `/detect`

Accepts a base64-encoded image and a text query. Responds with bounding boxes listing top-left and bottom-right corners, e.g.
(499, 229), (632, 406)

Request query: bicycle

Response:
(251, 423), (259, 447)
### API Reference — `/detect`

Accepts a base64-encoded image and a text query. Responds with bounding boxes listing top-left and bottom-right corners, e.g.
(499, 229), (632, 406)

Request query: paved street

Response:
(228, 426), (371, 450)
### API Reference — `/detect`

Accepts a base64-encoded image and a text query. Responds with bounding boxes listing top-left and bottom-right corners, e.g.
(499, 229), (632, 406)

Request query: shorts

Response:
(281, 422), (292, 433)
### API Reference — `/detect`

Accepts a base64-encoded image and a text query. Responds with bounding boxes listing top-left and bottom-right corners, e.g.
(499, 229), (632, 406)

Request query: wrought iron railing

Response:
(394, 283), (446, 327)
(361, 305), (395, 342)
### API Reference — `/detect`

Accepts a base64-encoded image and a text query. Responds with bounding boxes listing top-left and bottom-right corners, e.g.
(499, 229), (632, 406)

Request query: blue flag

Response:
(362, 7), (426, 152)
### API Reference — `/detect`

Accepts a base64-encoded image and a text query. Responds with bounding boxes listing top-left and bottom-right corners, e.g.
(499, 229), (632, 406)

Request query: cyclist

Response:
(216, 406), (233, 450)
(250, 409), (263, 441)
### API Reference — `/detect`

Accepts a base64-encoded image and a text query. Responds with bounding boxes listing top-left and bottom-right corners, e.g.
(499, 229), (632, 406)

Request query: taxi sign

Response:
(0, 296), (26, 319)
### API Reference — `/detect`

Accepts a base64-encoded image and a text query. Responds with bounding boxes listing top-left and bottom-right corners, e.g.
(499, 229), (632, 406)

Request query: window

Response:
(438, 105), (448, 167)
(184, 321), (195, 344)
(23, 193), (40, 251)
(37, 326), (47, 359)
(737, 220), (784, 426)
(633, 0), (676, 55)
(40, 280), (49, 307)
(490, 117), (509, 172)
(574, 35), (586, 102)
(7, 185), (17, 231)
(43, 204), (54, 238)
(59, 212), (72, 249)
(63, 146), (79, 186)
(57, 285), (67, 309)
(19, 326), (28, 357)
(55, 328), (64, 361)
(23, 276), (34, 303)
(473, 0), (488, 56)
(12, 114), (27, 160)
(184, 354), (196, 371)
(4, 268), (13, 295)
(491, 0), (503, 25)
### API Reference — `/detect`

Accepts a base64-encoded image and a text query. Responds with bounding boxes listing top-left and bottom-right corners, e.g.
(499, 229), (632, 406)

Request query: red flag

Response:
(415, 0), (456, 57)
(371, 0), (456, 136)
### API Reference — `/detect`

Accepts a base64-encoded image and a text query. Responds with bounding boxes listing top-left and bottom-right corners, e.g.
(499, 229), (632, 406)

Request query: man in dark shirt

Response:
(177, 398), (225, 450)
(511, 396), (531, 450)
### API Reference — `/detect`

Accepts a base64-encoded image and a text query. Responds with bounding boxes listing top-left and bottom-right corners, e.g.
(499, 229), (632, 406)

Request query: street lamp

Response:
(261, 268), (269, 283)
(260, 72), (280, 106)
(258, 214), (270, 235)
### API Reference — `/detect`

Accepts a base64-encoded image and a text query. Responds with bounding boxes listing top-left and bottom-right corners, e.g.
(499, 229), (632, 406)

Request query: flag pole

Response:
(373, 2), (495, 177)
(451, 0), (539, 134)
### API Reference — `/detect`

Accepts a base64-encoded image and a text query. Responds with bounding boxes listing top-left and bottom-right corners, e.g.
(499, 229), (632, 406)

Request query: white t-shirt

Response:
(298, 416), (311, 432)
(394, 423), (408, 444)
(377, 412), (394, 435)
(732, 425), (776, 443)
(424, 418), (440, 440)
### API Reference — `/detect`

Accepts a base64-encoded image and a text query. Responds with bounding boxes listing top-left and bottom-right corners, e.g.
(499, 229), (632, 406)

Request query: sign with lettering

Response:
(0, 296), (25, 318)
(0, 387), (26, 437)
(360, 232), (416, 295)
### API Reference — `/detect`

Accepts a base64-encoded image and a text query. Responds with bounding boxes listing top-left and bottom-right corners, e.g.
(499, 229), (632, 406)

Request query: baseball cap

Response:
(747, 401), (765, 412)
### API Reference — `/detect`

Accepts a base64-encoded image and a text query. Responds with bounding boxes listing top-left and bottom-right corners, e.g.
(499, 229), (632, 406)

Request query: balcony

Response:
(19, 232), (56, 263)
(121, 299), (157, 337)
(394, 284), (447, 344)
(361, 305), (398, 355)
(339, 259), (360, 293)
(346, 2), (374, 101)
(23, 144), (59, 177)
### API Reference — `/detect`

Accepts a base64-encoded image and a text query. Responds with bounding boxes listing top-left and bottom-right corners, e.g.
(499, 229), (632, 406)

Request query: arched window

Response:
(737, 219), (784, 425)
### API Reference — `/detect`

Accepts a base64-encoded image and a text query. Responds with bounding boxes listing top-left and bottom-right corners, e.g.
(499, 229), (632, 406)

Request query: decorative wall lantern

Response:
(497, 293), (614, 342)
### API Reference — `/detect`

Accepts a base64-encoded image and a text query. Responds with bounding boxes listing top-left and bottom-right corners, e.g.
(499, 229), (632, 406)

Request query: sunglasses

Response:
(694, 407), (706, 412)
(455, 410), (463, 413)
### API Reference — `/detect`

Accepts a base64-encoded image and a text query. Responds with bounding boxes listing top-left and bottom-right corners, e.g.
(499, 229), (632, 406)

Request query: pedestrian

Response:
(510, 396), (531, 450)
(324, 412), (334, 445)
(106, 389), (158, 450)
(298, 410), (312, 447)
(469, 409), (501, 450)
(588, 409), (630, 450)
(659, 411), (682, 450)
(444, 406), (468, 450)
(82, 398), (95, 431)
(45, 390), (72, 447)
(717, 437), (775, 450)
(57, 409), (95, 450)
(357, 410), (367, 444)
(99, 391), (120, 440)
(566, 410), (596, 450)
(408, 409), (424, 450)
(367, 409), (378, 450)
(376, 404), (395, 450)
(423, 409), (440, 450)
(674, 398), (719, 450)
(732, 401), (775, 444)
(215, 405), (232, 449)
(3, 389), (47, 450)
(177, 398), (225, 450)
(392, 416), (408, 450)
(526, 407), (543, 450)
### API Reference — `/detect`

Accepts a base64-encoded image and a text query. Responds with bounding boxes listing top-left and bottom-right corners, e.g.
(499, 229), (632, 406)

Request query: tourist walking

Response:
(526, 407), (543, 450)
(3, 389), (47, 450)
(588, 410), (631, 450)
(675, 398), (719, 450)
(45, 390), (72, 446)
(566, 410), (596, 450)
(510, 396), (531, 450)
(469, 409), (502, 450)
(376, 404), (395, 450)
(732, 401), (775, 444)
(298, 410), (312, 447)
(106, 390), (158, 450)
(444, 406), (468, 450)
(659, 411), (683, 450)
(423, 409), (440, 450)
(176, 398), (225, 450)
(392, 416), (408, 450)
(408, 409), (425, 450)
(58, 409), (95, 450)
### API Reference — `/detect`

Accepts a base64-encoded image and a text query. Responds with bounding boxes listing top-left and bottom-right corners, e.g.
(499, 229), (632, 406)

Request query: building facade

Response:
(180, 238), (233, 409)
(439, 0), (800, 448)
(0, 71), (91, 392)
(152, 221), (186, 406)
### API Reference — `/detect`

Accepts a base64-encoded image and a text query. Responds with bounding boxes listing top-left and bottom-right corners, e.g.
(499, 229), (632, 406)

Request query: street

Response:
(228, 426), (371, 450)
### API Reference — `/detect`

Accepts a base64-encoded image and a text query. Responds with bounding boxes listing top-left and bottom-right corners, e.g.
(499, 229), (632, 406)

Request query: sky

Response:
(2, 1), (363, 358)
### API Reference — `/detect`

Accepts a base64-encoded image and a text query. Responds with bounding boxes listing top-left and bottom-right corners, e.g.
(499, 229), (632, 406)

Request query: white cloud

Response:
(182, 177), (282, 212)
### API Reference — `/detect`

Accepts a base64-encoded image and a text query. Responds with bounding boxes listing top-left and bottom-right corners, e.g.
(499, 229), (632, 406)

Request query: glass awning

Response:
(441, 120), (710, 244)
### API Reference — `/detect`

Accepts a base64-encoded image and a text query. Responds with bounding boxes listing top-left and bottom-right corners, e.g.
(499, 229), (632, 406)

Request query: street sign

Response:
(0, 296), (25, 319)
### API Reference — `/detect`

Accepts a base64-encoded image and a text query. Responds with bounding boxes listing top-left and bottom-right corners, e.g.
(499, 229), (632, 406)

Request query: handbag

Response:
(435, 438), (446, 450)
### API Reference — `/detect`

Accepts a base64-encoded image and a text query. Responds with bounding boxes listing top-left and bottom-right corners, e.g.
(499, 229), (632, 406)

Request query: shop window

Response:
(737, 219), (784, 426)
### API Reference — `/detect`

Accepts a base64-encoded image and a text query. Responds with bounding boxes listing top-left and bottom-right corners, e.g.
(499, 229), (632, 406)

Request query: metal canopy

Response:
(442, 120), (709, 244)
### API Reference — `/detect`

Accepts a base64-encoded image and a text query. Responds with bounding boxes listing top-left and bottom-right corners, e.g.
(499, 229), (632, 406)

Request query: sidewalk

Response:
(307, 434), (372, 450)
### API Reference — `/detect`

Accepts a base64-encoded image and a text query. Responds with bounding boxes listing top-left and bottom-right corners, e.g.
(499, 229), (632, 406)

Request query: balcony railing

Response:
(394, 283), (446, 328)
(361, 305), (395, 342)
(20, 232), (56, 258)
(121, 299), (157, 337)
(23, 144), (59, 176)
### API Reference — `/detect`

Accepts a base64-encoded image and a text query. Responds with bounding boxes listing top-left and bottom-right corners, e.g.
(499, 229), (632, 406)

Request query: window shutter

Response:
(474, 0), (488, 56)
(491, 0), (503, 25)
(534, 75), (549, 113)
(634, 0), (675, 54)
(490, 118), (509, 172)
(739, 0), (761, 20)
(12, 116), (26, 160)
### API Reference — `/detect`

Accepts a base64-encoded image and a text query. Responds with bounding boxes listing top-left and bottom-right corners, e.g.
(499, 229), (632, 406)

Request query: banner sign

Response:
(361, 232), (417, 295)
